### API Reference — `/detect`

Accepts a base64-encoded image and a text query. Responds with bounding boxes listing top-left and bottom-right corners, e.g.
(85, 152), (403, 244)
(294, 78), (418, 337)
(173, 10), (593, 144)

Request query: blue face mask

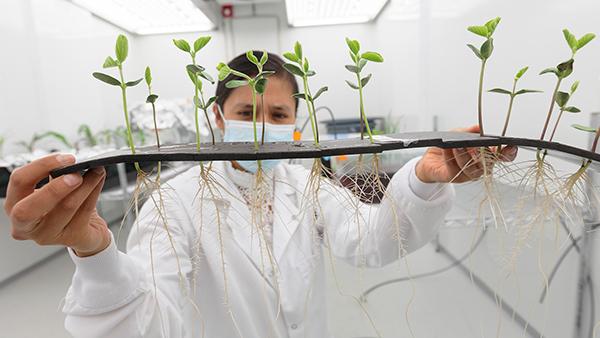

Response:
(221, 111), (295, 173)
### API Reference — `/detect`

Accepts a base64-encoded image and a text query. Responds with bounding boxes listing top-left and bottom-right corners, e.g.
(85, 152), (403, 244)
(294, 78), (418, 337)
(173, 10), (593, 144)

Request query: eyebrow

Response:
(231, 103), (292, 111)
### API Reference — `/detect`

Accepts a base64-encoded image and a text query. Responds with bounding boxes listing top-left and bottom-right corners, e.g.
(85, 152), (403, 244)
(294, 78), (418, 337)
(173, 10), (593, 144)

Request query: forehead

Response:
(223, 76), (296, 109)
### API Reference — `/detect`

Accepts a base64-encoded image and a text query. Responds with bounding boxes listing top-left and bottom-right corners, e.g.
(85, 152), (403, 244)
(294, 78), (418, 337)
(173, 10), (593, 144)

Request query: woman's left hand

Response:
(415, 125), (518, 184)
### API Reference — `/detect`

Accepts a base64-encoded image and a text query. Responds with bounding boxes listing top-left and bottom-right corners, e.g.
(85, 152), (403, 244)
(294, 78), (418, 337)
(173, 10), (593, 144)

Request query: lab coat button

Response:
(291, 323), (298, 329)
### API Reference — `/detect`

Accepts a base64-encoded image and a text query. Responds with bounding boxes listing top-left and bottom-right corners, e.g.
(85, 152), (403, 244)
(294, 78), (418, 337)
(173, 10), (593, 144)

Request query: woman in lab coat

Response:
(4, 52), (517, 338)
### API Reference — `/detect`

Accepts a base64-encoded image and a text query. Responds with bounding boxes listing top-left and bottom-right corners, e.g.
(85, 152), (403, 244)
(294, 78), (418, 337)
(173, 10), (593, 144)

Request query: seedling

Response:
(548, 80), (581, 142)
(173, 36), (217, 147)
(539, 29), (595, 141)
(563, 123), (600, 198)
(467, 17), (501, 136)
(488, 66), (542, 137)
(17, 131), (72, 152)
(344, 37), (384, 143)
(92, 34), (143, 171)
(283, 41), (328, 145)
(77, 124), (98, 148)
(144, 66), (161, 149)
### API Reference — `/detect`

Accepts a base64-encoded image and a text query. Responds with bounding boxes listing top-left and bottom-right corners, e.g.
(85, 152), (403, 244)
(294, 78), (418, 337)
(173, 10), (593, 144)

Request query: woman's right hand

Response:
(4, 154), (111, 257)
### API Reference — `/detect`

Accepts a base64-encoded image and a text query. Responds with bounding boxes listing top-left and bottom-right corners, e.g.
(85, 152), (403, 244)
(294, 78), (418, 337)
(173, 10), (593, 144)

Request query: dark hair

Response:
(215, 51), (299, 111)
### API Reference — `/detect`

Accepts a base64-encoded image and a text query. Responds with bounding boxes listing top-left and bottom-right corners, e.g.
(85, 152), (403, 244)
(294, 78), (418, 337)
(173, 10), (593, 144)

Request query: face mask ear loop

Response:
(216, 104), (227, 138)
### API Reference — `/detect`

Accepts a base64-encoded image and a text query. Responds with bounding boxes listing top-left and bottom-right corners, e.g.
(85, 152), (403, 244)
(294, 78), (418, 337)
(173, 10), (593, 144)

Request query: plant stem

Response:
(197, 85), (215, 145)
(548, 108), (565, 143)
(302, 76), (319, 145)
(151, 102), (160, 148)
(251, 87), (259, 150)
(356, 72), (374, 143)
(477, 59), (487, 136)
(501, 79), (518, 137)
(118, 65), (141, 172)
(540, 78), (563, 141)
(592, 128), (600, 153)
(261, 94), (266, 145)
(190, 55), (202, 151)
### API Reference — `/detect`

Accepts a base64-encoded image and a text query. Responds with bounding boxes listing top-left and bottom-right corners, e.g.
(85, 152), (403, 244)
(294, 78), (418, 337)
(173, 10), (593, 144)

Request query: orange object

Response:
(337, 155), (348, 161)
(293, 130), (302, 141)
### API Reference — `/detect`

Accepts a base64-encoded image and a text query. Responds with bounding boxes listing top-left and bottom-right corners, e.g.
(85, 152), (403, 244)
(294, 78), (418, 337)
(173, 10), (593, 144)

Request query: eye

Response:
(273, 112), (290, 120)
(236, 111), (252, 119)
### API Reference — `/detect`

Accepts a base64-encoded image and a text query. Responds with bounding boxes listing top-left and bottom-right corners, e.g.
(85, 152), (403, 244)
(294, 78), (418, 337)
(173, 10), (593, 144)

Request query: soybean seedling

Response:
(17, 131), (72, 153)
(565, 124), (600, 198)
(548, 80), (581, 142)
(467, 17), (501, 136)
(283, 41), (328, 145)
(173, 36), (216, 147)
(93, 34), (143, 172)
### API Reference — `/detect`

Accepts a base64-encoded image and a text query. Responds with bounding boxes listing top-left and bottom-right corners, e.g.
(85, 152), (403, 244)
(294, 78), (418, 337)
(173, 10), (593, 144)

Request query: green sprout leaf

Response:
(488, 88), (512, 95)
(555, 91), (570, 107)
(360, 73), (372, 87)
(145, 66), (152, 86)
(205, 96), (217, 108)
(186, 64), (205, 75)
(199, 71), (214, 84)
(294, 41), (303, 60)
(115, 34), (128, 63)
(255, 78), (267, 94)
(173, 39), (191, 53)
(92, 72), (121, 86)
(103, 56), (118, 69)
(349, 51), (358, 63)
(259, 50), (268, 66)
(571, 80), (580, 93)
(217, 63), (231, 81)
(514, 89), (542, 95)
(572, 124), (596, 133)
(577, 33), (596, 50)
(539, 67), (559, 76)
(345, 38), (360, 55)
(146, 94), (158, 103)
(303, 58), (310, 72)
(293, 92), (311, 101)
(361, 51), (384, 62)
(480, 38), (494, 59)
(345, 80), (360, 90)
(246, 51), (259, 66)
(193, 95), (203, 109)
(467, 44), (483, 59)
(313, 86), (328, 100)
(563, 29), (578, 53)
(484, 17), (501, 35)
(557, 59), (574, 78)
(305, 70), (316, 77)
(564, 106), (581, 113)
(515, 66), (529, 80)
(345, 65), (360, 73)
(193, 36), (211, 52)
(225, 79), (248, 89)
(259, 70), (276, 77)
(467, 25), (489, 38)
(283, 63), (304, 77)
(283, 52), (299, 63)
(358, 59), (367, 71)
(125, 78), (143, 87)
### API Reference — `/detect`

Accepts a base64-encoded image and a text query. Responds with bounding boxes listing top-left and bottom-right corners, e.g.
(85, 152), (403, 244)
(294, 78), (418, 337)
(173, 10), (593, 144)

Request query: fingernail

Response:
(63, 174), (82, 186)
(57, 154), (76, 165)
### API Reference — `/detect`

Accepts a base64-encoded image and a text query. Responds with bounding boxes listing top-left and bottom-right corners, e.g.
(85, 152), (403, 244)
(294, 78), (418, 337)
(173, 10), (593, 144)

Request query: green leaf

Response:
(480, 38), (494, 59)
(115, 34), (128, 63)
(259, 50), (268, 66)
(255, 78), (268, 94)
(564, 106), (581, 113)
(484, 17), (501, 35)
(313, 86), (328, 100)
(577, 33), (596, 50)
(572, 124), (596, 133)
(193, 36), (211, 52)
(557, 59), (574, 78)
(305, 70), (316, 77)
(146, 94), (158, 103)
(570, 80), (580, 93)
(488, 88), (512, 95)
(246, 51), (259, 66)
(173, 39), (191, 53)
(283, 63), (304, 77)
(361, 51), (384, 62)
(563, 29), (578, 53)
(217, 64), (231, 81)
(294, 41), (303, 60)
(186, 64), (205, 75)
(187, 70), (202, 90)
(555, 91), (570, 107)
(292, 92), (311, 101)
(345, 80), (359, 90)
(349, 51), (358, 63)
(514, 89), (542, 95)
(225, 79), (248, 89)
(103, 56), (118, 69)
(515, 66), (529, 80)
(303, 57), (309, 72)
(92, 72), (121, 86)
(467, 25), (489, 38)
(360, 73), (372, 87)
(198, 71), (214, 84)
(358, 59), (367, 71)
(205, 96), (217, 108)
(539, 67), (558, 76)
(283, 52), (299, 63)
(193, 95), (203, 109)
(125, 78), (143, 87)
(345, 38), (360, 55)
(259, 70), (276, 77)
(345, 65), (360, 73)
(467, 44), (482, 60)
(144, 66), (152, 86)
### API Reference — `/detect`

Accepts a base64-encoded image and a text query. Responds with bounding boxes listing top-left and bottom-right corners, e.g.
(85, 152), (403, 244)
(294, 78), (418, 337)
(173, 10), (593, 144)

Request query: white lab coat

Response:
(62, 158), (454, 338)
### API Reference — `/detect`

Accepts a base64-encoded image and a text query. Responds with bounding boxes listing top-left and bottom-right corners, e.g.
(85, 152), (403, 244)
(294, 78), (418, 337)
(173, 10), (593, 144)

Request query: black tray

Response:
(49, 131), (600, 177)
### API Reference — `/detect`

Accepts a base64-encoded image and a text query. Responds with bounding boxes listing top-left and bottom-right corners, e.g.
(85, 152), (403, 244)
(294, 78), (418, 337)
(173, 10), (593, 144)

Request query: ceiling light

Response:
(285, 0), (389, 27)
(71, 0), (216, 35)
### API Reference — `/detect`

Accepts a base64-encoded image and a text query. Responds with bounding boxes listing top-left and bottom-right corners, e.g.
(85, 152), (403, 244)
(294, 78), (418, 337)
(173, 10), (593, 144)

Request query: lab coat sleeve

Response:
(319, 157), (455, 267)
(62, 190), (195, 338)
